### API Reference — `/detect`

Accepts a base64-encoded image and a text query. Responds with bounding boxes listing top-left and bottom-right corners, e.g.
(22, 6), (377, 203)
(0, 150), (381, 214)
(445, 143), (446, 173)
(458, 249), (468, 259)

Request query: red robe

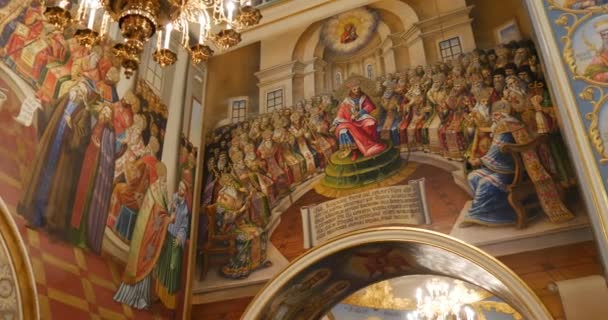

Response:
(113, 101), (134, 138)
(334, 95), (386, 157)
(70, 122), (104, 228)
(8, 14), (46, 81)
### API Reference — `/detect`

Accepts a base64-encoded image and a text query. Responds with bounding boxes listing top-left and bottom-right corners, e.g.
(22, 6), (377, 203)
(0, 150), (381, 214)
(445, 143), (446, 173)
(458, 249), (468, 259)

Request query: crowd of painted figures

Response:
(0, 4), (196, 310)
(200, 93), (340, 279)
(201, 39), (579, 279)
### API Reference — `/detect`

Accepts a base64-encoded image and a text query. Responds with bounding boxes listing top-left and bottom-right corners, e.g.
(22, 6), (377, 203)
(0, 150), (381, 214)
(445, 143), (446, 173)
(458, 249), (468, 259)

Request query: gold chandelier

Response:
(43, 0), (262, 78)
(410, 279), (480, 320)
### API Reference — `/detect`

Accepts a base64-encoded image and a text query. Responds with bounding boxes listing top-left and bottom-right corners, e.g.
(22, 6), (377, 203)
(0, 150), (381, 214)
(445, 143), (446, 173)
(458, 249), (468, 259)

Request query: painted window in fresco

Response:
(231, 99), (247, 123)
(266, 88), (283, 112)
(439, 37), (463, 61)
(143, 40), (164, 94)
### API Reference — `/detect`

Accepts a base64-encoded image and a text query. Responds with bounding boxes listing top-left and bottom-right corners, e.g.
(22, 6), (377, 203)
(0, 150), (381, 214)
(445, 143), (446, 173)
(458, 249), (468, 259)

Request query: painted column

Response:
(407, 37), (427, 67)
(314, 59), (327, 95)
(302, 59), (317, 99)
(375, 49), (385, 77)
(402, 26), (427, 67)
(382, 47), (397, 75)
(162, 47), (189, 196)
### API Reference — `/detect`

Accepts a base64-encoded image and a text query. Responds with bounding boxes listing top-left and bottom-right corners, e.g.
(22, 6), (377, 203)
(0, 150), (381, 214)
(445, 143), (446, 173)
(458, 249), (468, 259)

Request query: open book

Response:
(301, 178), (431, 249)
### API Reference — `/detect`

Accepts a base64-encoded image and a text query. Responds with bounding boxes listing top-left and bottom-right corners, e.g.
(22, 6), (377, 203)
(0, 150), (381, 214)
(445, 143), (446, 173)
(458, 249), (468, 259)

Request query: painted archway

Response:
(242, 227), (552, 320)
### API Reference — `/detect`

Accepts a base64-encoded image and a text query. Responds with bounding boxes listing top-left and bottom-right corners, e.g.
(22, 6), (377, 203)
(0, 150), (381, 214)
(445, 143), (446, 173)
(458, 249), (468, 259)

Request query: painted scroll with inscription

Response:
(301, 179), (430, 248)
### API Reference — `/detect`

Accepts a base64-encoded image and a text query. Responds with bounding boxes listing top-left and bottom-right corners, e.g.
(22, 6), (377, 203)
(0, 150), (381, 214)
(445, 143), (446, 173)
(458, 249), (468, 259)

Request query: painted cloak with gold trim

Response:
(122, 176), (171, 285)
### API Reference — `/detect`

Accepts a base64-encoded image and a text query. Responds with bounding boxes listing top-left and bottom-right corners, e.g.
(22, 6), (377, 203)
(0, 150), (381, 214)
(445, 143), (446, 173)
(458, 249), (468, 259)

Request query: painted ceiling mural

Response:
(0, 0), (599, 318)
(197, 1), (582, 318)
(0, 1), (196, 318)
(320, 7), (380, 55)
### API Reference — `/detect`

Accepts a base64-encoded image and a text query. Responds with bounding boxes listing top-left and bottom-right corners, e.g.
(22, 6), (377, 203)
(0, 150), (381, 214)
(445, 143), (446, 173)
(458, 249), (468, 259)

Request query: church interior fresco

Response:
(0, 0), (198, 318)
(0, 0), (606, 319)
(200, 0), (603, 319)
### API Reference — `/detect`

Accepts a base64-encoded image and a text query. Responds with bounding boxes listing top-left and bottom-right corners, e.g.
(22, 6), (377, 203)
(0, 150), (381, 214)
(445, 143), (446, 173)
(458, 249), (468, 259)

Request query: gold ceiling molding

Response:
(342, 280), (416, 310)
(242, 227), (553, 320)
(341, 278), (494, 312)
(473, 301), (524, 320)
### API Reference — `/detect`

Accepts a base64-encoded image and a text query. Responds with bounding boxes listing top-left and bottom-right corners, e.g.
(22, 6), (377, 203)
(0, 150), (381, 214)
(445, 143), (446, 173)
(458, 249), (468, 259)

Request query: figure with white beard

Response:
(464, 88), (494, 162)
(503, 75), (527, 115)
(461, 101), (530, 227)
(462, 100), (574, 227)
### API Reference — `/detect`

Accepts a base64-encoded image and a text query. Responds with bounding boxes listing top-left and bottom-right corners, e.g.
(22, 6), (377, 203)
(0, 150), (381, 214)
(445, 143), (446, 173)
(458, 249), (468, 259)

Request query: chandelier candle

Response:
(41, 0), (262, 76)
(163, 23), (172, 49)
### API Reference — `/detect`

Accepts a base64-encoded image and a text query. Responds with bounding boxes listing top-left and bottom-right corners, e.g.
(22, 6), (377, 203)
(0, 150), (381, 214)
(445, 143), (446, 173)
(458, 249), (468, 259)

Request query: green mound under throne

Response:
(314, 141), (415, 198)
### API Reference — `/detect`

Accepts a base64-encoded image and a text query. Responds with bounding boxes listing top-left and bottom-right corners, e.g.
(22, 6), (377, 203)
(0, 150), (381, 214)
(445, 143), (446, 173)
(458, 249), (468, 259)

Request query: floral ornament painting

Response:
(321, 7), (380, 54)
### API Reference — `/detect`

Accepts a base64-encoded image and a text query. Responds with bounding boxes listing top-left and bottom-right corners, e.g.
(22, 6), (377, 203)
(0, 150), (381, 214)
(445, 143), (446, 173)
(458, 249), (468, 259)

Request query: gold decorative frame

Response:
(0, 198), (39, 320)
(553, 7), (608, 163)
(547, 0), (608, 13)
(242, 227), (552, 320)
(526, 0), (608, 281)
(580, 86), (608, 163)
(558, 12), (608, 86)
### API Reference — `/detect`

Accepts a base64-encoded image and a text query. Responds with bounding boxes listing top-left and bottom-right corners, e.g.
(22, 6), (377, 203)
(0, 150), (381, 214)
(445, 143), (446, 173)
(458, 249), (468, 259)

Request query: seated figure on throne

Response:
(214, 172), (271, 279)
(462, 101), (524, 226)
(462, 101), (574, 227)
(332, 80), (386, 161)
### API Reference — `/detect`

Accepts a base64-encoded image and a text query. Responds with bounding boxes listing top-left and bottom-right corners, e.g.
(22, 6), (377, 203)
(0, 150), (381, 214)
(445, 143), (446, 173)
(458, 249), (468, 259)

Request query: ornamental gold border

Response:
(531, 0), (608, 277)
(340, 278), (506, 314)
(0, 199), (39, 319)
(242, 227), (551, 320)
(558, 11), (608, 86)
(582, 86), (608, 163)
(335, 300), (524, 320)
(473, 301), (524, 320)
(547, 0), (608, 14)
